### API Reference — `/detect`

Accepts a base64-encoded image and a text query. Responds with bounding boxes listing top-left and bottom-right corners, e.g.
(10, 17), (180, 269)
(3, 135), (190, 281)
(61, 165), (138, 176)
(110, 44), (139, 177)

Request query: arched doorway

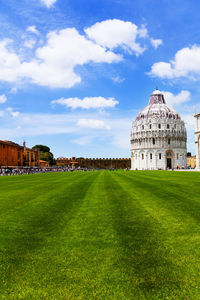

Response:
(166, 150), (174, 169)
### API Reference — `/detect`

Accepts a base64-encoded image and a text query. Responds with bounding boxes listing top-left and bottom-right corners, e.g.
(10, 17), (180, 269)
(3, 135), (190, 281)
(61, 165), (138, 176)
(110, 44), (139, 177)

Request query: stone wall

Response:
(56, 157), (131, 169)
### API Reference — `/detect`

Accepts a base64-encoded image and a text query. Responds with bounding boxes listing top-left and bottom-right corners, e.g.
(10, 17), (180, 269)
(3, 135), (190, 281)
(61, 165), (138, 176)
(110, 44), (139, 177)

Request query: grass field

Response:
(1, 170), (200, 299)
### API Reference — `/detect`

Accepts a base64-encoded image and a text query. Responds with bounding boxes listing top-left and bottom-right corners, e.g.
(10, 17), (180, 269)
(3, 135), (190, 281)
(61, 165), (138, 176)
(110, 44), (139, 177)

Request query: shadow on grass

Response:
(0, 172), (99, 292)
(118, 171), (200, 225)
(104, 172), (183, 298)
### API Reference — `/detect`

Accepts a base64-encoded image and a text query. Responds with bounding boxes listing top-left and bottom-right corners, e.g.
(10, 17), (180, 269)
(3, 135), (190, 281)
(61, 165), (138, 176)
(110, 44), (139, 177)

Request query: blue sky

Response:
(0, 0), (199, 157)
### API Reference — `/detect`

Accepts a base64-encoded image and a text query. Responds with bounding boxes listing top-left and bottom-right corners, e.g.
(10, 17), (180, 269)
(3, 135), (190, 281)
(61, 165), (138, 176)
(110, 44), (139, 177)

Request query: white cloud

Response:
(10, 111), (19, 118)
(23, 39), (36, 49)
(138, 25), (148, 38)
(0, 94), (7, 104)
(6, 107), (20, 118)
(0, 20), (161, 89)
(0, 110), (5, 117)
(161, 90), (191, 107)
(52, 96), (118, 110)
(150, 45), (200, 79)
(85, 19), (146, 55)
(40, 0), (56, 8)
(0, 39), (22, 83)
(77, 119), (110, 130)
(112, 76), (125, 83)
(27, 26), (39, 35)
(0, 29), (122, 88)
(150, 38), (163, 49)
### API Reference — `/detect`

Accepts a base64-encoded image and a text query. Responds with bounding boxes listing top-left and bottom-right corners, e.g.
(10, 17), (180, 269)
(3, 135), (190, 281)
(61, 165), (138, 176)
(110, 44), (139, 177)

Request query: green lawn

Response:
(1, 171), (200, 299)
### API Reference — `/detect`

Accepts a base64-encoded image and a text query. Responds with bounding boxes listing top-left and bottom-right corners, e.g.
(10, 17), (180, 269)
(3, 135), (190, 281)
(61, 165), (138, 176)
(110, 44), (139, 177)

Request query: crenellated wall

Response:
(56, 157), (131, 169)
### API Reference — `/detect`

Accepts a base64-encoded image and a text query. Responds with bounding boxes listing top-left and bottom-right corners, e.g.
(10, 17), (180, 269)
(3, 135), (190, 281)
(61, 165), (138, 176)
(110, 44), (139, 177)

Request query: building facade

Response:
(56, 157), (131, 169)
(194, 112), (200, 170)
(23, 142), (40, 167)
(130, 90), (187, 170)
(187, 156), (196, 169)
(0, 140), (24, 167)
(0, 140), (40, 167)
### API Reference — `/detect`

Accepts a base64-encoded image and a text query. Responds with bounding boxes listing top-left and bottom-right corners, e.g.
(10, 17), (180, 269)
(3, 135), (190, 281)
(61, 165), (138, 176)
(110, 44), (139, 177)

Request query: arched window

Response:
(168, 138), (170, 145)
(177, 153), (179, 159)
(167, 124), (170, 129)
(142, 154), (144, 160)
(150, 153), (152, 159)
(142, 125), (144, 130)
(149, 124), (152, 129)
(159, 153), (161, 159)
(153, 138), (155, 145)
(135, 154), (137, 160)
(158, 124), (161, 129)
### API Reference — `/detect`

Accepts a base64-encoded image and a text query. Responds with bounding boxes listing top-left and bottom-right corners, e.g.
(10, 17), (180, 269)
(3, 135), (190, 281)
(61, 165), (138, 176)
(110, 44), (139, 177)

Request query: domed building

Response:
(130, 89), (187, 170)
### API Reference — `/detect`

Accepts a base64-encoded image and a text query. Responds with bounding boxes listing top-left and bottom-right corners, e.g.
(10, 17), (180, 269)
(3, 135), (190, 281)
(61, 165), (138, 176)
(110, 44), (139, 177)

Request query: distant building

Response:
(0, 140), (40, 167)
(187, 156), (196, 169)
(130, 89), (187, 170)
(56, 157), (131, 169)
(40, 160), (50, 167)
(23, 142), (40, 167)
(194, 112), (200, 170)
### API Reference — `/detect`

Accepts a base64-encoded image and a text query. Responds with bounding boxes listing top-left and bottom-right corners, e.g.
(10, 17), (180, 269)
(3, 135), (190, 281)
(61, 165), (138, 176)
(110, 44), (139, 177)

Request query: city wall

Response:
(56, 157), (131, 169)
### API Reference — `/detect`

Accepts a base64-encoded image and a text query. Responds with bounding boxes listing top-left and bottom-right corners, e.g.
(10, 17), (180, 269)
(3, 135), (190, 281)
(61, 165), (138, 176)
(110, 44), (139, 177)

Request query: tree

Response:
(32, 144), (55, 165)
(32, 145), (50, 153)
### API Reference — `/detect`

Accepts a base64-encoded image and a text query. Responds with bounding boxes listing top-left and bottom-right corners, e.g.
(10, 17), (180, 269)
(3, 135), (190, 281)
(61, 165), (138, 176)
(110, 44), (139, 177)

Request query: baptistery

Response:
(130, 89), (187, 170)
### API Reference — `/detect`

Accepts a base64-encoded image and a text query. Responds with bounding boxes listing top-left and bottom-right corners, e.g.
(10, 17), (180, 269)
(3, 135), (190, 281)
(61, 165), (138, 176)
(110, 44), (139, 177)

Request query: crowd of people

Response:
(0, 167), (80, 176)
(0, 166), (128, 176)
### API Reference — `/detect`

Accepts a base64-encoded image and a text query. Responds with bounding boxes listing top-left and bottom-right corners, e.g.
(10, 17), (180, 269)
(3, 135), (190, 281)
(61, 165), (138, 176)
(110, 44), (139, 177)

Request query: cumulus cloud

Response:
(0, 29), (121, 88)
(40, 0), (56, 8)
(0, 94), (7, 104)
(161, 90), (191, 107)
(150, 45), (200, 79)
(27, 26), (39, 35)
(0, 20), (161, 89)
(51, 96), (119, 109)
(85, 19), (146, 55)
(150, 38), (163, 49)
(77, 119), (110, 130)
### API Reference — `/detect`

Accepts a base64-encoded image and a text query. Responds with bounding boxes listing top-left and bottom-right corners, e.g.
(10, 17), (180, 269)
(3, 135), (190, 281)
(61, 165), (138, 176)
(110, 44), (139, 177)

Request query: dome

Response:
(130, 89), (187, 170)
(152, 89), (162, 95)
(135, 90), (180, 122)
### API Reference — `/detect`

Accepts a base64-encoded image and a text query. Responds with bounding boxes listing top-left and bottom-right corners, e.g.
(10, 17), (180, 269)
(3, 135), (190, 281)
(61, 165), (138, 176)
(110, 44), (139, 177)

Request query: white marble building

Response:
(130, 89), (187, 170)
(194, 112), (200, 170)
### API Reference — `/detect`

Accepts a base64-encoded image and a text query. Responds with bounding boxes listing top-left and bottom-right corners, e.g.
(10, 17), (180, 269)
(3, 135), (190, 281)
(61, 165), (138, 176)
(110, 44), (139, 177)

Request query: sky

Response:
(0, 0), (199, 158)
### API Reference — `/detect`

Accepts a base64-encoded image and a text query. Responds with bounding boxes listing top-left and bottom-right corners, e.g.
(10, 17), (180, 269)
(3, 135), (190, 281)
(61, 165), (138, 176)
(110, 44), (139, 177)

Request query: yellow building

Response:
(40, 160), (50, 167)
(187, 156), (196, 168)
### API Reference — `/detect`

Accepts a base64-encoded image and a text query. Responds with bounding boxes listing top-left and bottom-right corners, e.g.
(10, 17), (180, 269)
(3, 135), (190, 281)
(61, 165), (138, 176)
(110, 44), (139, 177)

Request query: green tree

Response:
(32, 145), (50, 153)
(32, 144), (55, 165)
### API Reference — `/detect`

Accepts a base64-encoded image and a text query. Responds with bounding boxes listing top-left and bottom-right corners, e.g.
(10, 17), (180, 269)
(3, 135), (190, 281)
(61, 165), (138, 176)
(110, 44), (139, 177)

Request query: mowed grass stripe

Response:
(118, 171), (200, 226)
(38, 171), (127, 299)
(111, 171), (200, 298)
(0, 172), (99, 298)
(0, 171), (200, 299)
(103, 171), (184, 299)
(0, 172), (84, 213)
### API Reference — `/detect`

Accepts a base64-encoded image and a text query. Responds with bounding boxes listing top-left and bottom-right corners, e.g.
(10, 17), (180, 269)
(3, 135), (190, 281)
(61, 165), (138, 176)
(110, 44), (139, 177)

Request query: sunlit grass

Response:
(0, 170), (200, 299)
